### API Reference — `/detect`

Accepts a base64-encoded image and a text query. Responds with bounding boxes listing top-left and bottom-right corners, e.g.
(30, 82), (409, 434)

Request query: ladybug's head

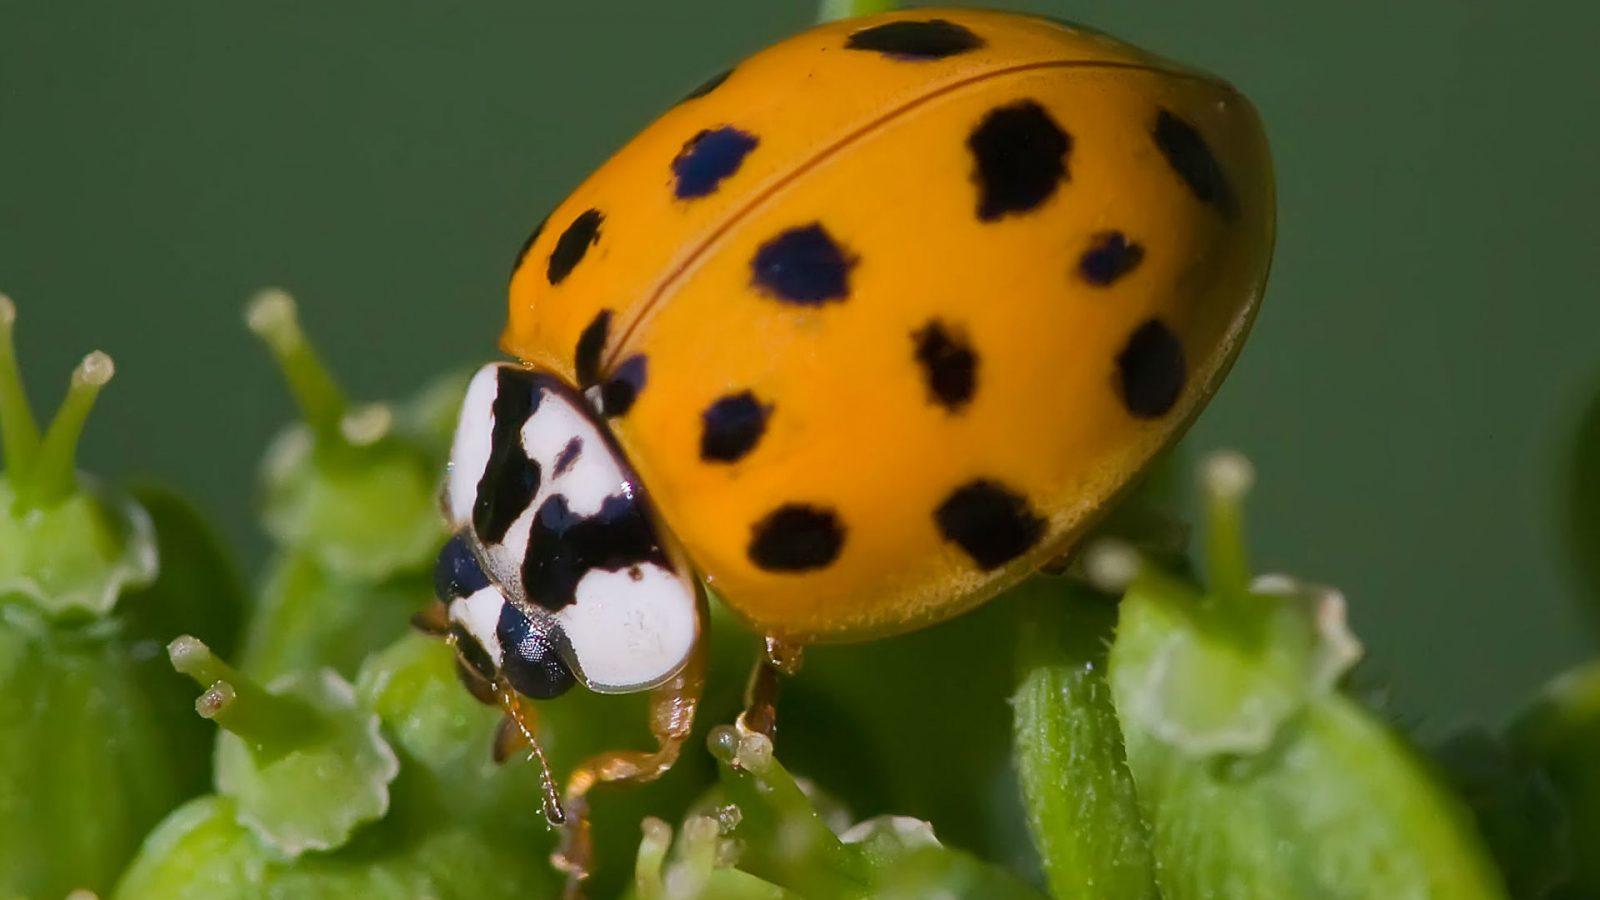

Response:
(439, 363), (700, 696)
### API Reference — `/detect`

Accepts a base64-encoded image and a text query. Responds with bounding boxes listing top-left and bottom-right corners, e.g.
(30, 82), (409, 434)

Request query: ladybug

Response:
(417, 6), (1272, 883)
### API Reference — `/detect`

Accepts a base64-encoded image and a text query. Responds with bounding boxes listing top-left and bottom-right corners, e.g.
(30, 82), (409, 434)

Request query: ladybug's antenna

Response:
(494, 683), (567, 827)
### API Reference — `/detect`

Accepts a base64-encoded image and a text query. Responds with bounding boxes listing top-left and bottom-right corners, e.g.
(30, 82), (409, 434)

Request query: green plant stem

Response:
(245, 289), (348, 446)
(17, 351), (113, 508)
(0, 294), (41, 472)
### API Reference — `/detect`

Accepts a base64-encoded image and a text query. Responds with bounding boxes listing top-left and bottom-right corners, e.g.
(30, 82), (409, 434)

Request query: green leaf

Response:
(1106, 452), (1506, 900)
(1012, 578), (1160, 900)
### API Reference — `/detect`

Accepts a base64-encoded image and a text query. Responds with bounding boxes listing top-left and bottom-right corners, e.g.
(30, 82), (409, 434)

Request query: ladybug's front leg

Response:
(734, 634), (805, 741)
(550, 595), (709, 893)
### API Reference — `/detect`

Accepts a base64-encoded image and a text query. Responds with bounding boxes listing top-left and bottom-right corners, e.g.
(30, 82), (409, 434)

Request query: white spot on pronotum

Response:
(557, 563), (697, 692)
(444, 365), (501, 528)
(1202, 449), (1255, 502)
(449, 585), (508, 669)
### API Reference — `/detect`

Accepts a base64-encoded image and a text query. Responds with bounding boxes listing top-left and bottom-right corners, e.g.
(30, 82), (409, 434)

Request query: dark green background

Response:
(3, 1), (1596, 725)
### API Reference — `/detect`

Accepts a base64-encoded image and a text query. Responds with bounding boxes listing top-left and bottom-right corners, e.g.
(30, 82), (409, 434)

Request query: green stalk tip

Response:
(1201, 450), (1256, 600)
(168, 635), (323, 749)
(245, 288), (348, 440)
(1083, 539), (1143, 595)
(18, 350), (114, 507)
(0, 293), (43, 474)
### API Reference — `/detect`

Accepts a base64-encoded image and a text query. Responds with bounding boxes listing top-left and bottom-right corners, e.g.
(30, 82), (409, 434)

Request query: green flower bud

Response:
(1106, 450), (1506, 900)
(239, 289), (463, 679)
(0, 297), (155, 618)
(0, 297), (243, 898)
(116, 632), (561, 898)
(245, 289), (446, 581)
(170, 635), (399, 856)
(655, 725), (1043, 899)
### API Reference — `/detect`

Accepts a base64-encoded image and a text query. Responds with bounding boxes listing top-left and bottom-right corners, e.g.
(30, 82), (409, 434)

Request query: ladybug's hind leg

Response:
(734, 635), (805, 742)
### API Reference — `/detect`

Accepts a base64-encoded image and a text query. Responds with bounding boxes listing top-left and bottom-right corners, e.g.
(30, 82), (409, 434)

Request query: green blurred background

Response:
(2, 0), (1596, 727)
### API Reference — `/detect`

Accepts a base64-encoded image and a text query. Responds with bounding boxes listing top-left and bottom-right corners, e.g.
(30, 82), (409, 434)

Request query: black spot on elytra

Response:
(845, 19), (983, 59)
(449, 624), (499, 683)
(547, 208), (604, 285)
(968, 100), (1071, 221)
(521, 493), (668, 612)
(553, 436), (583, 477)
(1152, 109), (1236, 217)
(511, 213), (550, 279)
(673, 127), (759, 199)
(700, 391), (772, 463)
(600, 354), (647, 417)
(473, 367), (542, 545)
(912, 320), (977, 413)
(748, 504), (845, 572)
(435, 532), (490, 602)
(751, 223), (856, 305)
(574, 309), (611, 388)
(935, 479), (1046, 569)
(680, 67), (733, 104)
(1116, 319), (1186, 418)
(495, 602), (576, 699)
(1078, 231), (1145, 286)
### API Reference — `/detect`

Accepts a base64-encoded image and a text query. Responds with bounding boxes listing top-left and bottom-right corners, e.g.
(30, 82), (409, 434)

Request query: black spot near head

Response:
(574, 309), (611, 388)
(968, 100), (1071, 222)
(934, 479), (1046, 570)
(450, 624), (499, 683)
(553, 436), (583, 477)
(547, 208), (604, 285)
(1152, 109), (1236, 217)
(1078, 231), (1145, 286)
(751, 223), (856, 305)
(600, 354), (648, 418)
(495, 603), (576, 699)
(435, 532), (490, 602)
(522, 493), (668, 612)
(1116, 319), (1186, 418)
(846, 19), (984, 59)
(748, 504), (845, 572)
(473, 368), (542, 545)
(700, 391), (772, 463)
(511, 213), (551, 279)
(912, 319), (977, 413)
(680, 67), (733, 104)
(673, 127), (759, 199)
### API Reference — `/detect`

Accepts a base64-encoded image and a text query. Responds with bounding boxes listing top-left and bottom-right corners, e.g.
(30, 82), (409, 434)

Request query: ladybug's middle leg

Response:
(734, 635), (805, 741)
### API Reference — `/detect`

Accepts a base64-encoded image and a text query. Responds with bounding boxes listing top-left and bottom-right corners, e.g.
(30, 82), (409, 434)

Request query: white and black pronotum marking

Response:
(441, 364), (698, 694)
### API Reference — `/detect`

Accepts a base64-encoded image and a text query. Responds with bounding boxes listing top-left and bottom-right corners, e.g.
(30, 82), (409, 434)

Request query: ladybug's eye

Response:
(495, 602), (577, 700)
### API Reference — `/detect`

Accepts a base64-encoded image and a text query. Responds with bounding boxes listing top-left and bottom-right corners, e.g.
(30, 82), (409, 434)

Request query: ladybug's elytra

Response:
(416, 7), (1273, 884)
